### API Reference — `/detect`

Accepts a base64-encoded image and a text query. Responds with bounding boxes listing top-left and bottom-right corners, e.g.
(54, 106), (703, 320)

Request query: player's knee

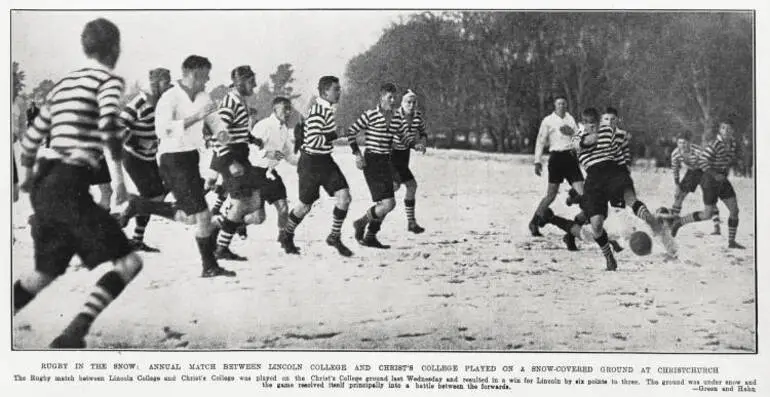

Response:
(245, 209), (266, 225)
(382, 198), (396, 213)
(338, 190), (352, 207)
(115, 252), (143, 281)
(406, 179), (418, 190)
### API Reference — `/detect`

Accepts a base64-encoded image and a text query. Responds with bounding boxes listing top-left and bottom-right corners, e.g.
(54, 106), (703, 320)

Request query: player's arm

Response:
(534, 120), (548, 165)
(18, 100), (52, 190)
(413, 117), (428, 153)
(670, 150), (681, 185)
(97, 76), (128, 203)
(303, 111), (328, 148)
(347, 112), (368, 155)
(118, 96), (141, 150)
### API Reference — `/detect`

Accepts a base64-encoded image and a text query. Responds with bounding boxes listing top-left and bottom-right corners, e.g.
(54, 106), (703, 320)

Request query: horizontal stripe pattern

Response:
(347, 108), (402, 154)
(392, 109), (427, 151)
(120, 92), (158, 160)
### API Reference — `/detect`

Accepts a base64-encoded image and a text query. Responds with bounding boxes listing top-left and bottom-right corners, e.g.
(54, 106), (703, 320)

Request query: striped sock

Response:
(366, 220), (382, 239)
(217, 218), (240, 249)
(284, 211), (303, 235)
(212, 186), (227, 214)
(132, 215), (150, 242)
(680, 211), (703, 225)
(632, 201), (656, 225)
(62, 271), (127, 340)
(404, 199), (416, 224)
(595, 230), (614, 261)
(671, 204), (682, 216)
(330, 206), (347, 238)
(728, 218), (738, 242)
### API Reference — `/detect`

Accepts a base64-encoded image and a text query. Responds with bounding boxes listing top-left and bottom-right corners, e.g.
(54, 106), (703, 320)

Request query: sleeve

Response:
(621, 132), (632, 165)
(154, 91), (183, 139)
(119, 96), (141, 141)
(534, 117), (549, 164)
(671, 149), (681, 181)
(347, 112), (368, 154)
(19, 100), (52, 167)
(218, 94), (236, 128)
(97, 76), (126, 138)
(417, 116), (427, 139)
(322, 112), (339, 142)
(303, 109), (327, 148)
(701, 143), (717, 173)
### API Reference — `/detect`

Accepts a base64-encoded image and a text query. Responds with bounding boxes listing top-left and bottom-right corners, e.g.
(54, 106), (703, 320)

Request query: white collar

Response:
(316, 97), (333, 109)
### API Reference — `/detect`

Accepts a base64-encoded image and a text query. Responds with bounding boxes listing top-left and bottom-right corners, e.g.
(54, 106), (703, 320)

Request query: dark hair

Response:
(272, 96), (291, 107)
(317, 76), (339, 95)
(604, 107), (619, 116)
(149, 68), (170, 81)
(720, 119), (735, 127)
(182, 55), (212, 71)
(380, 82), (397, 95)
(581, 107), (600, 123)
(81, 18), (120, 59)
(676, 131), (692, 141)
(553, 94), (568, 103)
(231, 65), (255, 81)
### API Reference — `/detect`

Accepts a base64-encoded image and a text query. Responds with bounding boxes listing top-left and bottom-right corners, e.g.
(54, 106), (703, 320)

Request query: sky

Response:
(11, 10), (412, 108)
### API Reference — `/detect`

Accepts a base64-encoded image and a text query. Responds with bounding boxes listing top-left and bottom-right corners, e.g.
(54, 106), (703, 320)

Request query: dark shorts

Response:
(679, 168), (704, 193)
(159, 150), (208, 215)
(364, 151), (395, 202)
(581, 162), (636, 219)
(701, 172), (736, 205)
(391, 149), (415, 184)
(29, 159), (133, 276)
(548, 151), (584, 185)
(89, 157), (111, 185)
(297, 153), (349, 205)
(210, 144), (262, 199)
(123, 153), (168, 198)
(253, 167), (287, 205)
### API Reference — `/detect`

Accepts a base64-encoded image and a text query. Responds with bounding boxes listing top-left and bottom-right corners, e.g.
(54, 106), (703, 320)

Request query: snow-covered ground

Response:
(11, 149), (756, 352)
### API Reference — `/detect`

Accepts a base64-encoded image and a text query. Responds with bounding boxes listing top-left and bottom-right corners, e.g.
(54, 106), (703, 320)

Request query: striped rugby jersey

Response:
(392, 109), (427, 151)
(20, 63), (125, 169)
(700, 136), (737, 175)
(347, 107), (403, 155)
(572, 124), (627, 171)
(212, 90), (252, 156)
(670, 143), (704, 180)
(120, 91), (159, 161)
(302, 97), (339, 155)
(613, 128), (632, 167)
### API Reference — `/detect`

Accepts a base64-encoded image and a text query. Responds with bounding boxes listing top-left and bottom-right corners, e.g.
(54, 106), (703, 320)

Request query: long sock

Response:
(631, 200), (657, 226)
(573, 212), (588, 226)
(728, 217), (738, 242)
(357, 206), (379, 224)
(212, 185), (227, 214)
(134, 198), (177, 220)
(217, 218), (240, 249)
(594, 230), (614, 262)
(196, 235), (217, 270)
(132, 215), (150, 241)
(671, 204), (682, 216)
(366, 220), (382, 240)
(284, 211), (304, 235)
(13, 280), (35, 313)
(61, 271), (127, 340)
(404, 199), (416, 224)
(680, 211), (703, 225)
(548, 215), (575, 234)
(713, 208), (721, 226)
(330, 206), (347, 238)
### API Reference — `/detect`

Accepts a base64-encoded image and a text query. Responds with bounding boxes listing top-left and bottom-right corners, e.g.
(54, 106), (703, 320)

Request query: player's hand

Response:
(18, 166), (35, 193)
(265, 151), (285, 161)
(414, 142), (427, 154)
(355, 154), (366, 169)
(112, 182), (129, 207)
(581, 132), (598, 146)
(534, 162), (543, 176)
(200, 101), (218, 117)
(229, 161), (245, 177)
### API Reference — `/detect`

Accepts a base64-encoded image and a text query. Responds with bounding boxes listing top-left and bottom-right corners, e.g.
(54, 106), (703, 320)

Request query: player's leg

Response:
(359, 197), (396, 249)
(273, 198), (289, 234)
(279, 156), (316, 255)
(530, 182), (559, 236)
(711, 205), (722, 235)
(323, 159), (353, 257)
(622, 182), (677, 255)
(590, 214), (617, 271)
(720, 181), (743, 248)
(123, 155), (168, 252)
(96, 183), (113, 210)
(671, 185), (687, 216)
(671, 173), (719, 237)
(403, 179), (424, 233)
(214, 194), (252, 261)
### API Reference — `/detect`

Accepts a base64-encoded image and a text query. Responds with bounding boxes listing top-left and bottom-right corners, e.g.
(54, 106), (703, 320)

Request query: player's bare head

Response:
(601, 107), (619, 128)
(149, 68), (172, 94)
(81, 18), (121, 68)
(401, 89), (418, 114)
(719, 119), (735, 139)
(676, 131), (692, 150)
(181, 55), (211, 93)
(581, 107), (600, 125)
(272, 96), (292, 122)
(231, 65), (256, 97)
(379, 83), (397, 110)
(318, 76), (341, 104)
(553, 94), (568, 114)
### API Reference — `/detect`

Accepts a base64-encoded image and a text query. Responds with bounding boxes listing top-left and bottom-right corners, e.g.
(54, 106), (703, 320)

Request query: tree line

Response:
(337, 11), (753, 171)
